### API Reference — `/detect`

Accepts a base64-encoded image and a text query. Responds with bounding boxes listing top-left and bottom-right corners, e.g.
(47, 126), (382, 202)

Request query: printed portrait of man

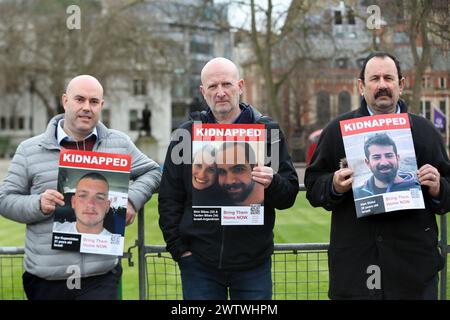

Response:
(353, 132), (421, 198)
(215, 141), (264, 206)
(53, 172), (112, 236)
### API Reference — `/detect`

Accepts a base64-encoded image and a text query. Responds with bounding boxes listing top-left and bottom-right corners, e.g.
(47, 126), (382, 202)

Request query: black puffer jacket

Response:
(305, 99), (450, 299)
(158, 103), (299, 271)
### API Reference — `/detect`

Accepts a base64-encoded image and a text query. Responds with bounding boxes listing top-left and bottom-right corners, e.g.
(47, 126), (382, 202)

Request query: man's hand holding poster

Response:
(340, 114), (425, 218)
(52, 149), (131, 256)
(192, 124), (265, 225)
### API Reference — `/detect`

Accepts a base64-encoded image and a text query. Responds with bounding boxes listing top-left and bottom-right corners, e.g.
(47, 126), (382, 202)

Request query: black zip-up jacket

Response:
(354, 171), (421, 199)
(305, 99), (450, 299)
(158, 103), (299, 271)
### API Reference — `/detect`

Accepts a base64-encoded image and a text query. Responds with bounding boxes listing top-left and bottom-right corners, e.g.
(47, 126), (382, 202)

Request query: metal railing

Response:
(0, 248), (131, 300)
(0, 247), (25, 300)
(135, 184), (449, 300)
(136, 232), (450, 300)
(271, 243), (329, 300)
(0, 184), (449, 300)
(139, 243), (329, 300)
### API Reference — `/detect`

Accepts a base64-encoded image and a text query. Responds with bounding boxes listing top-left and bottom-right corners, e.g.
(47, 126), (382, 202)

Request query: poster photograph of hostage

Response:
(342, 126), (425, 218)
(191, 137), (265, 226)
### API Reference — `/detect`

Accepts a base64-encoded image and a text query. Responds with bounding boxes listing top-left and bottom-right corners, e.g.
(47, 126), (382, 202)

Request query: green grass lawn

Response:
(120, 193), (332, 299)
(0, 193), (331, 300)
(1, 193), (449, 299)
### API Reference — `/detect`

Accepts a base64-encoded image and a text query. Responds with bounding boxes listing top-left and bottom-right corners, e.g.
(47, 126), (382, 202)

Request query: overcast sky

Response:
(217, 0), (290, 30)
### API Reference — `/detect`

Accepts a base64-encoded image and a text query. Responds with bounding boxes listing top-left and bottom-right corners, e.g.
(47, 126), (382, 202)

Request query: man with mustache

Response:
(353, 133), (420, 198)
(215, 142), (264, 206)
(305, 52), (450, 299)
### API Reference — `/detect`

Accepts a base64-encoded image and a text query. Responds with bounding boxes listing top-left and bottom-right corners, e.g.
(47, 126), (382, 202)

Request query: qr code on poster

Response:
(410, 188), (419, 199)
(110, 234), (121, 245)
(250, 204), (261, 215)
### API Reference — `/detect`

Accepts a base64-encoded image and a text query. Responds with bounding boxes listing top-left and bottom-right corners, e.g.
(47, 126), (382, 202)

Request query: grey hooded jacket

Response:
(0, 114), (161, 280)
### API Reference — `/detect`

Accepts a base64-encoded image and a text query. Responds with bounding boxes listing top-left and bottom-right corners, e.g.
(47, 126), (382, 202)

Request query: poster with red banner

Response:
(52, 149), (131, 255)
(340, 114), (424, 218)
(192, 124), (265, 225)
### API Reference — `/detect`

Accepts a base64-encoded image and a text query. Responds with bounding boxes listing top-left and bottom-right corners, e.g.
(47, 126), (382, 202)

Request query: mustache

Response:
(376, 164), (393, 171)
(223, 183), (245, 191)
(375, 88), (392, 99)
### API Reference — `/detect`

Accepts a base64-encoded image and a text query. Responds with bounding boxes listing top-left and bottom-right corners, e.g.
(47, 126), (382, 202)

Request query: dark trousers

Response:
(421, 275), (439, 300)
(178, 255), (272, 300)
(22, 264), (122, 300)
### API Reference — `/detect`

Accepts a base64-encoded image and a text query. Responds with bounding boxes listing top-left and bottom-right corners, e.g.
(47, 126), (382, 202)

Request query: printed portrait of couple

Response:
(192, 141), (265, 207)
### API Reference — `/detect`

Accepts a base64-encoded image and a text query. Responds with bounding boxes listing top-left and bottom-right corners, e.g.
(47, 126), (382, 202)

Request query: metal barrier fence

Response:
(0, 183), (449, 300)
(0, 247), (25, 300)
(0, 248), (133, 300)
(138, 241), (450, 300)
(139, 243), (329, 300)
(2, 241), (449, 300)
(135, 184), (450, 300)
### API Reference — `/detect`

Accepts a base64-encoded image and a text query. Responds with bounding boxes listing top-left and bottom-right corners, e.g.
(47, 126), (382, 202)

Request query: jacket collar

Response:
(190, 102), (262, 124)
(363, 171), (417, 194)
(40, 114), (108, 150)
(357, 98), (408, 116)
(56, 119), (98, 144)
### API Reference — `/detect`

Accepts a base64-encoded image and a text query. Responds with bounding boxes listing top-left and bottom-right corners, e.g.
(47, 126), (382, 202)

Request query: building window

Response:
(5, 79), (19, 94)
(440, 100), (446, 112)
(421, 100), (431, 119)
(316, 91), (330, 127)
(18, 117), (25, 130)
(393, 32), (408, 44)
(0, 117), (5, 130)
(422, 76), (431, 89)
(190, 41), (213, 55)
(172, 103), (188, 119)
(432, 0), (449, 12)
(338, 91), (351, 115)
(193, 60), (209, 73)
(102, 109), (110, 128)
(334, 11), (342, 25)
(357, 58), (365, 68)
(9, 116), (15, 130)
(173, 84), (185, 98)
(129, 110), (139, 131)
(347, 9), (355, 24)
(439, 77), (446, 89)
(133, 79), (147, 95)
(336, 58), (348, 68)
(189, 75), (202, 99)
(375, 35), (380, 45)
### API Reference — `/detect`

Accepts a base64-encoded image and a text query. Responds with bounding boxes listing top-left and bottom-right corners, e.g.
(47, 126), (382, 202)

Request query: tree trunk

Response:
(408, 0), (432, 114)
(249, 0), (282, 123)
(34, 86), (56, 121)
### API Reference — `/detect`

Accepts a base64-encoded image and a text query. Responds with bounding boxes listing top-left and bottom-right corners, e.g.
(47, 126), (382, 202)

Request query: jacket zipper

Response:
(80, 253), (84, 279)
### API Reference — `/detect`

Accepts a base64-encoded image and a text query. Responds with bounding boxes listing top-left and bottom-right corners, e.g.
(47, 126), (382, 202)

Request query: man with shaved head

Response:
(62, 75), (105, 142)
(159, 58), (299, 300)
(199, 57), (244, 123)
(0, 75), (161, 300)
